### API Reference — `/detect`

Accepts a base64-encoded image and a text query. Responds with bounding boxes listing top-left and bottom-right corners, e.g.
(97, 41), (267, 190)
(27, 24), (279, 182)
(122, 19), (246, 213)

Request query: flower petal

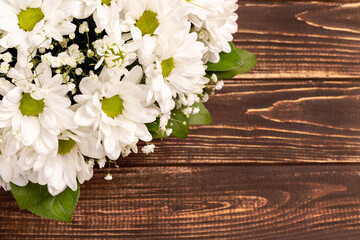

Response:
(20, 116), (40, 146)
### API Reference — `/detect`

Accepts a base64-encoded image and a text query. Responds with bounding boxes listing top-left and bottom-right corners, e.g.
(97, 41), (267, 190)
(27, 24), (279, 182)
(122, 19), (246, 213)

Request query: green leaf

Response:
(206, 42), (241, 72)
(168, 108), (189, 139)
(28, 186), (79, 223)
(188, 102), (212, 125)
(11, 182), (80, 223)
(234, 48), (257, 74)
(146, 121), (160, 132)
(10, 182), (50, 210)
(209, 49), (257, 80)
(146, 120), (165, 139)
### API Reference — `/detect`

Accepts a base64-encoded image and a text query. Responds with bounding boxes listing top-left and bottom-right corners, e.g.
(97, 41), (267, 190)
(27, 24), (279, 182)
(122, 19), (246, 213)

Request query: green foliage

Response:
(188, 102), (212, 125)
(147, 102), (213, 140)
(11, 182), (80, 223)
(146, 100), (213, 139)
(206, 42), (242, 72)
(146, 119), (166, 139)
(206, 42), (257, 80)
(167, 108), (189, 139)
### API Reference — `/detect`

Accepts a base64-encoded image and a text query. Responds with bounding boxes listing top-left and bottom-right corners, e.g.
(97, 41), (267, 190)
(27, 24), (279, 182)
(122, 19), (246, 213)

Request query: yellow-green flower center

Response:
(161, 57), (175, 78)
(17, 8), (44, 32)
(19, 93), (45, 116)
(101, 0), (111, 6)
(101, 95), (124, 118)
(105, 46), (125, 67)
(58, 138), (76, 155)
(135, 11), (159, 36)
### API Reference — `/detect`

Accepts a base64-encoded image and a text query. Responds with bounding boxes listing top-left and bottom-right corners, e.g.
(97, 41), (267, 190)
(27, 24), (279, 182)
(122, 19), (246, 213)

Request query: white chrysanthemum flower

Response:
(0, 0), (76, 52)
(0, 63), (75, 154)
(0, 177), (8, 190)
(121, 0), (187, 40)
(0, 153), (27, 190)
(74, 66), (158, 160)
(0, 30), (6, 53)
(145, 32), (208, 113)
(73, 0), (125, 33)
(0, 129), (28, 191)
(180, 0), (223, 25)
(182, 0), (238, 63)
(0, 77), (14, 96)
(19, 130), (105, 196)
(93, 34), (138, 77)
(120, 0), (189, 66)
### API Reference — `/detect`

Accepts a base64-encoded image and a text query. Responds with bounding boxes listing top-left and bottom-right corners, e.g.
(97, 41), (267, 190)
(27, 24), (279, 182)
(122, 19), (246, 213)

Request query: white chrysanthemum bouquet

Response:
(0, 0), (256, 222)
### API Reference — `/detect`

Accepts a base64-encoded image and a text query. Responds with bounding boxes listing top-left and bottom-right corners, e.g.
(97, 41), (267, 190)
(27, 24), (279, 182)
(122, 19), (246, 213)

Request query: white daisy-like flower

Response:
(180, 0), (224, 26)
(0, 177), (8, 190)
(0, 77), (15, 96)
(0, 63), (75, 154)
(0, 129), (28, 191)
(0, 30), (6, 53)
(0, 152), (26, 189)
(121, 0), (187, 40)
(182, 0), (238, 63)
(74, 66), (158, 160)
(144, 32), (208, 113)
(73, 0), (125, 33)
(19, 129), (104, 196)
(93, 34), (138, 77)
(0, 0), (76, 49)
(120, 0), (189, 66)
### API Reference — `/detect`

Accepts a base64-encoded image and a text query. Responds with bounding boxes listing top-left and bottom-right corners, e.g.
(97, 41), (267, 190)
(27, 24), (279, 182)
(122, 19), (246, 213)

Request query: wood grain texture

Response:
(236, 2), (360, 78)
(118, 80), (360, 165)
(1, 166), (359, 240)
(1, 1), (360, 239)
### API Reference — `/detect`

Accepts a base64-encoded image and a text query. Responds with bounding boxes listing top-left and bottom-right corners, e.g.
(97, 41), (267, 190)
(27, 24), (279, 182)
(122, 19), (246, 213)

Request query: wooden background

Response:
(1, 1), (360, 239)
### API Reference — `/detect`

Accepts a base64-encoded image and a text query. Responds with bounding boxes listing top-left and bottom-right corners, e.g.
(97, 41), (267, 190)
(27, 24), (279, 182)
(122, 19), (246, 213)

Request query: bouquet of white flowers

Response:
(0, 0), (256, 222)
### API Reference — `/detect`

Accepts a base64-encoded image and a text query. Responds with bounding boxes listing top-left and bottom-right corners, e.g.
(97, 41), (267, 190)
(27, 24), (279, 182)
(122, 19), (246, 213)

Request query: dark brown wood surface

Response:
(1, 1), (360, 239)
(1, 166), (360, 240)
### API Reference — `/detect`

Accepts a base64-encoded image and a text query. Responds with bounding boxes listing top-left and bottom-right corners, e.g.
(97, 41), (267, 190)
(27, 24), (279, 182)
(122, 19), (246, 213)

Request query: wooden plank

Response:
(246, 0), (360, 2)
(110, 80), (360, 165)
(235, 2), (360, 78)
(1, 166), (359, 239)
